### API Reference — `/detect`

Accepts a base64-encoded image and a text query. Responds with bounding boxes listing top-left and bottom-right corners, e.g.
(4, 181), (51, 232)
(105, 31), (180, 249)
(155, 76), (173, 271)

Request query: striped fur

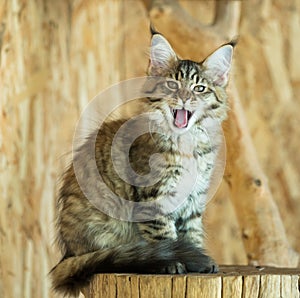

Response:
(50, 33), (233, 297)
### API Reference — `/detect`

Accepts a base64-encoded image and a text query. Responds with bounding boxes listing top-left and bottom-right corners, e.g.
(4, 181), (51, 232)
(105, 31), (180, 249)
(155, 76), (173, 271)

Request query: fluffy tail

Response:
(50, 239), (216, 297)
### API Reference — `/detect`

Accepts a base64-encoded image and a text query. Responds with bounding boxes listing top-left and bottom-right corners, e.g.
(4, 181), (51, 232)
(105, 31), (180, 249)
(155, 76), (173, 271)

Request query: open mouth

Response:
(171, 108), (193, 128)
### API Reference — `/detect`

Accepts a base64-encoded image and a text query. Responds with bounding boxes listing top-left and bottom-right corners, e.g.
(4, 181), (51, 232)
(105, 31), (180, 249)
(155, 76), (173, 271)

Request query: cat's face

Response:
(147, 34), (233, 134)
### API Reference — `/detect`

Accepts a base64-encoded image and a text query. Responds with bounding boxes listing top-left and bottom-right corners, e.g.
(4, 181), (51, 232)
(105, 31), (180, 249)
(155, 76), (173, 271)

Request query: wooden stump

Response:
(82, 266), (300, 298)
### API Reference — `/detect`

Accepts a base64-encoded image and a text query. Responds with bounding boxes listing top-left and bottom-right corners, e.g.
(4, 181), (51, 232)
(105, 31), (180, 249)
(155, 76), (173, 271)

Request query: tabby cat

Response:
(50, 32), (234, 297)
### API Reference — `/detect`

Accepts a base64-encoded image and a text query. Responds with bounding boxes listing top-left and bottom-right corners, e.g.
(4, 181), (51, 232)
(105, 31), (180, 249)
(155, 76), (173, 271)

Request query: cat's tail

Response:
(50, 239), (216, 297)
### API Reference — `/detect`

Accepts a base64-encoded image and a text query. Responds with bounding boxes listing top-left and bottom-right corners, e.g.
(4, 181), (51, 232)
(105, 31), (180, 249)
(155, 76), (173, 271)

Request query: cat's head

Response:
(147, 33), (234, 133)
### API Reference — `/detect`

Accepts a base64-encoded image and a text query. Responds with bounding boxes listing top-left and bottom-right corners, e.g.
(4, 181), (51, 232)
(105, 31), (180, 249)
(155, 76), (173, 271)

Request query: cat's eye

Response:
(165, 79), (180, 90)
(192, 84), (206, 93)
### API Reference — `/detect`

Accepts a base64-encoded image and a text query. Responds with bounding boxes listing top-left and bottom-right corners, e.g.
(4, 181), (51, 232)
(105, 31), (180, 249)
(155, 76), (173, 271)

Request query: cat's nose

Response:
(178, 88), (192, 102)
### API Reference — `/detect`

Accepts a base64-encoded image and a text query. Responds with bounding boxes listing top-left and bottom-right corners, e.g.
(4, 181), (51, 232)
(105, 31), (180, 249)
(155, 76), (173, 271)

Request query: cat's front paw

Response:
(200, 261), (218, 274)
(166, 262), (187, 274)
(185, 255), (218, 274)
(157, 262), (187, 274)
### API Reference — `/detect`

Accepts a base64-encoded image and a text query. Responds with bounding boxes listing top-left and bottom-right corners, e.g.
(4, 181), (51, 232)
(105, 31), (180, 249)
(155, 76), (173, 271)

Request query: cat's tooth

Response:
(171, 108), (176, 117)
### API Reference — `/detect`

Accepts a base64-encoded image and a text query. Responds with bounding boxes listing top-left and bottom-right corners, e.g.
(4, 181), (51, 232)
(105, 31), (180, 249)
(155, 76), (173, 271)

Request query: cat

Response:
(50, 31), (234, 297)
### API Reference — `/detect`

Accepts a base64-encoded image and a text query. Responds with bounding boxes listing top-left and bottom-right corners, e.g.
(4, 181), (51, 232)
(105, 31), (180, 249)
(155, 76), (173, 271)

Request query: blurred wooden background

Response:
(0, 0), (300, 297)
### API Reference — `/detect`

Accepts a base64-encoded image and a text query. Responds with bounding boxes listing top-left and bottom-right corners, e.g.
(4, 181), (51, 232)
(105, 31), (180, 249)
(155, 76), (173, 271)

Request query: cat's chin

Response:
(169, 122), (192, 134)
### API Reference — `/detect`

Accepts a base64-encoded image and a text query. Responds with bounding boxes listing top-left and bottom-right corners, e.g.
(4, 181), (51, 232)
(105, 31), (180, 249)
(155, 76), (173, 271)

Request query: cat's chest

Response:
(163, 133), (217, 211)
(170, 132), (215, 170)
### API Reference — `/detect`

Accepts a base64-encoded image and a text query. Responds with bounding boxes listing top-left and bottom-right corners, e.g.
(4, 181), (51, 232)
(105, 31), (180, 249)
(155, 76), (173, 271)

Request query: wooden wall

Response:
(0, 0), (299, 297)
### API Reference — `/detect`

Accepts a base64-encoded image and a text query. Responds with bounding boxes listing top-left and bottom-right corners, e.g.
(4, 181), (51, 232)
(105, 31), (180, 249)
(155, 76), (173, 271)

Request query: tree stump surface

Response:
(82, 265), (300, 298)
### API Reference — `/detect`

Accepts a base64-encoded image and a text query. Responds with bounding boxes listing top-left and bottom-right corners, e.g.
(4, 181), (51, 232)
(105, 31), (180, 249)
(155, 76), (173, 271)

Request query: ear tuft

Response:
(150, 24), (159, 36)
(149, 34), (177, 75)
(203, 44), (233, 87)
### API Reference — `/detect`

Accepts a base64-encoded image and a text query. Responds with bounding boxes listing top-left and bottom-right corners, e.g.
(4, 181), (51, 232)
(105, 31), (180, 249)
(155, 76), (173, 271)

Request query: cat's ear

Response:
(202, 44), (234, 87)
(149, 34), (177, 75)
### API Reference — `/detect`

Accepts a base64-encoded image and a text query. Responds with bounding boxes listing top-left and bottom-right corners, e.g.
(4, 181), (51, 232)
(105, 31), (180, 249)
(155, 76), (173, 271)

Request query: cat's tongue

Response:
(175, 109), (188, 128)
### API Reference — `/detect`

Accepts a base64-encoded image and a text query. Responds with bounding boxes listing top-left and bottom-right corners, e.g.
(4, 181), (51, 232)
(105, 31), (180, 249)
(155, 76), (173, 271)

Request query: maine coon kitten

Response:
(50, 32), (234, 297)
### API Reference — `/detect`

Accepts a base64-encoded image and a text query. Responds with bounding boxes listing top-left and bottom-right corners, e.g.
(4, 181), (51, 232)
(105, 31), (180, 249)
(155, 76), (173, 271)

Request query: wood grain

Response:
(83, 266), (300, 298)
